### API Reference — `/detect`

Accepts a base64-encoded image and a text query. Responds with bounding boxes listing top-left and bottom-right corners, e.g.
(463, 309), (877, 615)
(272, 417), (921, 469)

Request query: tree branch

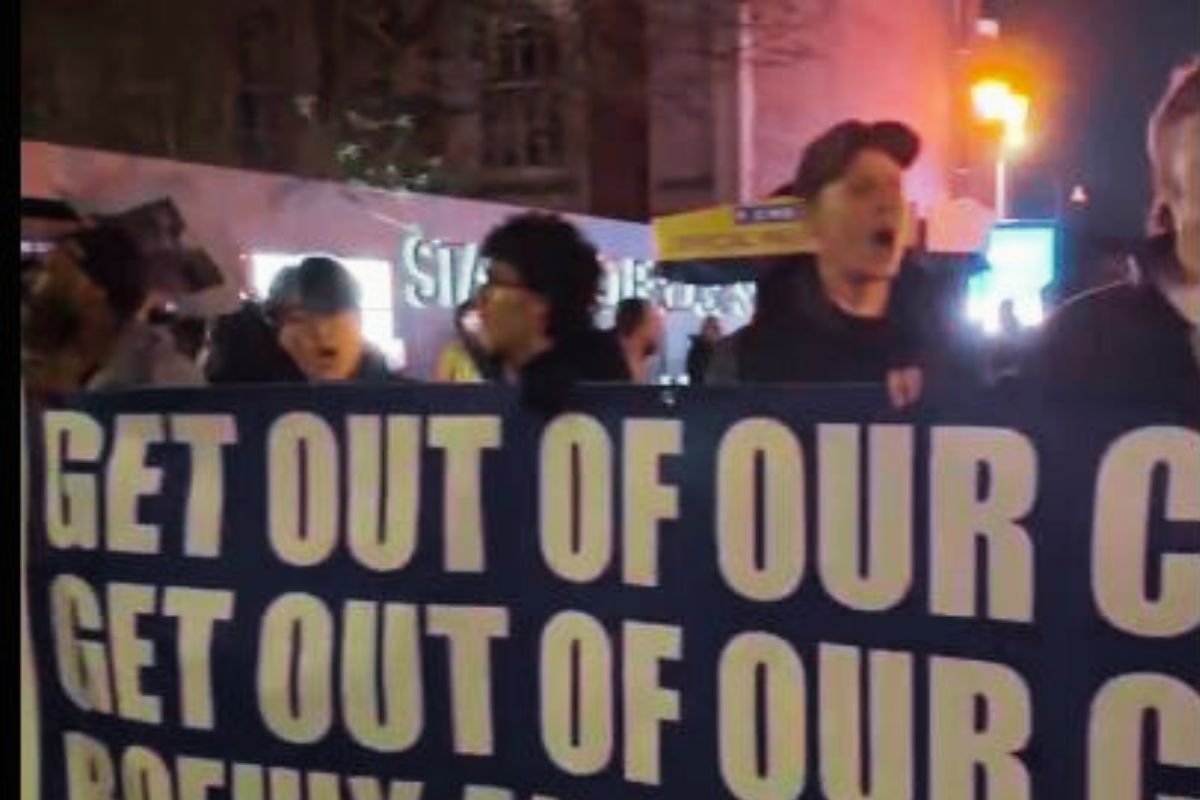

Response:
(348, 6), (403, 54)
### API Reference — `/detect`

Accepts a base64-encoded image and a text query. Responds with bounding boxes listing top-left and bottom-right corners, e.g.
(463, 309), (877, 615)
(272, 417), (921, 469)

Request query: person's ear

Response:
(1149, 201), (1175, 237)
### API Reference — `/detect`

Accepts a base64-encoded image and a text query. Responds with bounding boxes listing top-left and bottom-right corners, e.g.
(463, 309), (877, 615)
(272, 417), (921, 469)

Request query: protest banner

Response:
(22, 385), (1200, 799)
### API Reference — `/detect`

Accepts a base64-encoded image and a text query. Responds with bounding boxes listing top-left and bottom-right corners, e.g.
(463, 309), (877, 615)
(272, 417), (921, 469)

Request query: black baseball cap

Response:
(793, 120), (921, 201)
(269, 256), (360, 316)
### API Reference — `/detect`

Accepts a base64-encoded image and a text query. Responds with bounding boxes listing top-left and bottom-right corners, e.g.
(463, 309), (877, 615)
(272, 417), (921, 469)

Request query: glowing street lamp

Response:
(972, 79), (1030, 218)
(972, 79), (1013, 120)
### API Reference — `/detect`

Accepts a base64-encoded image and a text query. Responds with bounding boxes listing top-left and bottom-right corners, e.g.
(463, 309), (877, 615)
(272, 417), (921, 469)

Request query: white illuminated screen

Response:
(966, 225), (1057, 335)
(249, 252), (406, 368)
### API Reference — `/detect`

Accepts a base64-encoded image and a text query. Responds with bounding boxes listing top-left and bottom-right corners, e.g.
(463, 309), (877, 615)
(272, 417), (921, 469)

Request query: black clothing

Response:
(735, 302), (909, 383)
(518, 328), (631, 415)
(708, 255), (981, 392)
(686, 337), (715, 386)
(1022, 278), (1199, 414)
(205, 302), (305, 385)
(350, 346), (409, 383)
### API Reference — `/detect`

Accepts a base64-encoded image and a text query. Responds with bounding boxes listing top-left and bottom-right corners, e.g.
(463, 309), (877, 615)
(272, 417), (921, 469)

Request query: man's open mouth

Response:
(871, 229), (898, 248)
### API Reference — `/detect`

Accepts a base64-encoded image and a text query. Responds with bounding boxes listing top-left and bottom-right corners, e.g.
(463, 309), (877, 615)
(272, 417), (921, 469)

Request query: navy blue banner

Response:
(23, 385), (1200, 799)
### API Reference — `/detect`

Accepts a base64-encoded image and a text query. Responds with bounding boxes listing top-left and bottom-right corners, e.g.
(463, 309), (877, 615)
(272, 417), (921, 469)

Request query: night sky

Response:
(992, 0), (1200, 236)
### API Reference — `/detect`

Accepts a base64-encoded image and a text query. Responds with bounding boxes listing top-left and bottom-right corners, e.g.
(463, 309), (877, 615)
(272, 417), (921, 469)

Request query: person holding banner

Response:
(1024, 58), (1200, 410)
(269, 256), (406, 383)
(707, 120), (976, 407)
(479, 212), (630, 412)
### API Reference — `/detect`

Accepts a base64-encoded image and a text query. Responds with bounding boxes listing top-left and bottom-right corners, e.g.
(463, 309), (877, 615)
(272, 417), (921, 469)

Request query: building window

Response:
(479, 9), (567, 170)
(234, 7), (287, 164)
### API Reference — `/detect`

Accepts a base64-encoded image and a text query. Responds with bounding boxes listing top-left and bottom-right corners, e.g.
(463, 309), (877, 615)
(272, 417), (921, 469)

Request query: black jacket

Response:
(686, 337), (715, 386)
(519, 328), (631, 415)
(707, 255), (981, 391)
(1021, 277), (1199, 413)
(206, 302), (306, 384)
(351, 346), (409, 383)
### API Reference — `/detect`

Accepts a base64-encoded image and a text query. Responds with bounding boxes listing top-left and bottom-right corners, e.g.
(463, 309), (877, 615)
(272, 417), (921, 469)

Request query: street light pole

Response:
(972, 78), (1028, 220)
(996, 154), (1008, 219)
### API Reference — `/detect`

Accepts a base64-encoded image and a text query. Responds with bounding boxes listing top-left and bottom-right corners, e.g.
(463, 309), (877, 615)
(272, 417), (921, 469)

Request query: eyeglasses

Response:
(478, 274), (535, 303)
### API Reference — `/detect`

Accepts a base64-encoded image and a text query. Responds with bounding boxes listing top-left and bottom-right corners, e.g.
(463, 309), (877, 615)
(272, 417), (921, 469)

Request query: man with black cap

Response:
(708, 119), (974, 406)
(268, 255), (401, 383)
(21, 224), (203, 399)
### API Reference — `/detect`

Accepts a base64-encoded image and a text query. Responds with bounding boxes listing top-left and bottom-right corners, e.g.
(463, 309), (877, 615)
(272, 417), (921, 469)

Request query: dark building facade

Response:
(23, 0), (984, 222)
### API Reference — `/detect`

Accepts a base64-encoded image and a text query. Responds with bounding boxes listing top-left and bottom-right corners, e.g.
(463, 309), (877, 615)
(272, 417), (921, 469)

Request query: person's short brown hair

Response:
(792, 120), (920, 201)
(1147, 57), (1200, 234)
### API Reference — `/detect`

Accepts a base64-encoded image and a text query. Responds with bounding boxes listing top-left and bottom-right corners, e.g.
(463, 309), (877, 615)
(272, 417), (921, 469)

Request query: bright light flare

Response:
(972, 80), (1012, 120)
(966, 225), (1056, 336)
(972, 79), (1030, 152)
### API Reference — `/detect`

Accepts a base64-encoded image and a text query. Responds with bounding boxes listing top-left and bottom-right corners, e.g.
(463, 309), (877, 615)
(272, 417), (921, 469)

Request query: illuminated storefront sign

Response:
(252, 236), (756, 323)
(966, 223), (1057, 335)
(396, 234), (756, 318)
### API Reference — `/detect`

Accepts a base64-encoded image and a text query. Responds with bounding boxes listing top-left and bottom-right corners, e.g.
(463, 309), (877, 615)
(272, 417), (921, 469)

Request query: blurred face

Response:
(1163, 115), (1200, 281)
(479, 261), (548, 361)
(21, 246), (120, 393)
(701, 317), (723, 342)
(639, 308), (666, 358)
(810, 149), (909, 283)
(459, 305), (489, 349)
(278, 307), (364, 381)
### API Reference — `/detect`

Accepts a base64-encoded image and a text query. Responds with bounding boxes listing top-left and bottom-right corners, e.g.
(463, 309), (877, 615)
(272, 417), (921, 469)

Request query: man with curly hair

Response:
(478, 212), (630, 412)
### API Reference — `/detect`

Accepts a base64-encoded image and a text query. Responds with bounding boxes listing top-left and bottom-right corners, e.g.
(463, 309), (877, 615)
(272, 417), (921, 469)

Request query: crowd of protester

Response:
(20, 59), (1198, 415)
